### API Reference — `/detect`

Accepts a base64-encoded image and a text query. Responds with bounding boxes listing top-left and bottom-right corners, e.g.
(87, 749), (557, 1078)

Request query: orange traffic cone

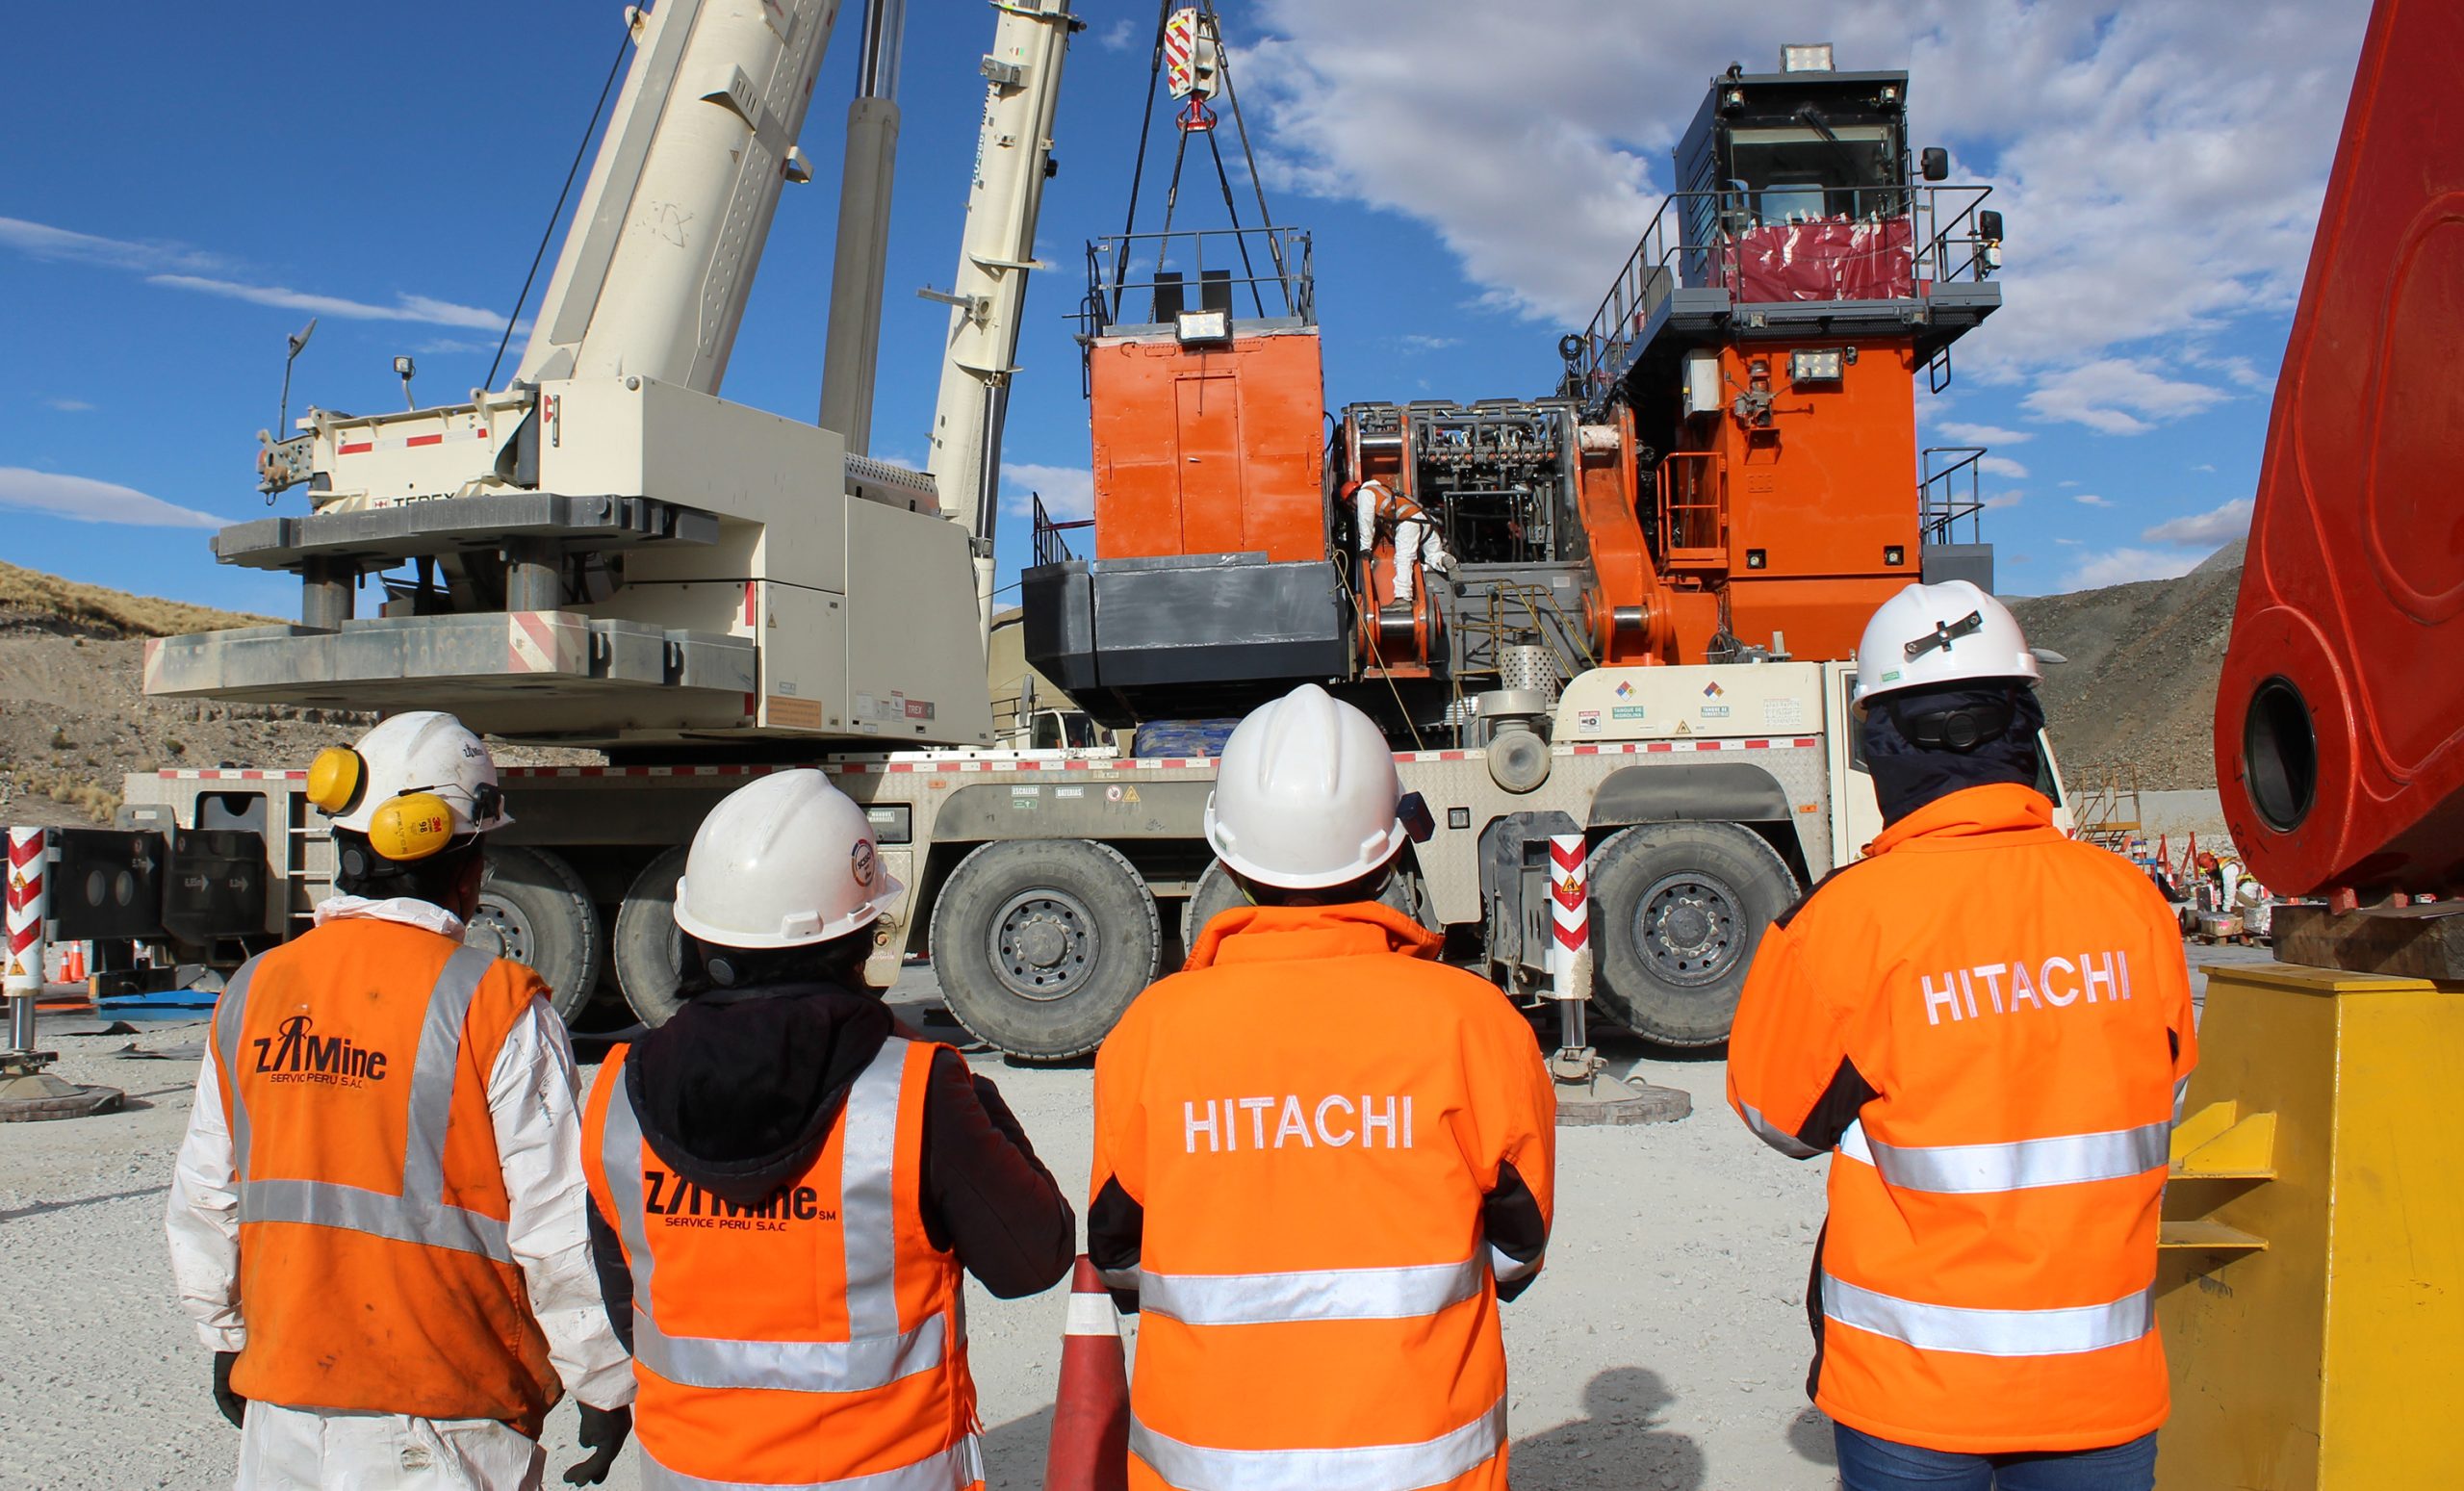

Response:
(1042, 1255), (1129, 1491)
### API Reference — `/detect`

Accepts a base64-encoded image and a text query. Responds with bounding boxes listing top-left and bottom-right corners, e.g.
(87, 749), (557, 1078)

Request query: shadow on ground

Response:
(1513, 1366), (1707, 1489)
(981, 1402), (1054, 1489)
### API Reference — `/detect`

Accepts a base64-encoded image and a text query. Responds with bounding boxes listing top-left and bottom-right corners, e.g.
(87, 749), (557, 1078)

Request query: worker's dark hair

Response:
(332, 828), (484, 905)
(1228, 859), (1397, 911)
(680, 927), (878, 998)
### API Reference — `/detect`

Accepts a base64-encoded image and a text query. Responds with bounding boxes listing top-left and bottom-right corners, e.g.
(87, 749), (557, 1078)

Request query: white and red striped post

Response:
(6, 827), (48, 1054)
(1547, 834), (1593, 1066)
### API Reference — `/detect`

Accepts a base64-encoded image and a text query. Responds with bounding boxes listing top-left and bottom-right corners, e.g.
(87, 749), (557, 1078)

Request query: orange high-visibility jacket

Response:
(1728, 783), (2197, 1454)
(1091, 902), (1556, 1491)
(582, 1036), (982, 1490)
(208, 917), (559, 1433)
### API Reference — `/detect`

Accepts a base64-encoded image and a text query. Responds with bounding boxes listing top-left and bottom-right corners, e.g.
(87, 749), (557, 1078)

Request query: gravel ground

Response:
(0, 950), (2265, 1490)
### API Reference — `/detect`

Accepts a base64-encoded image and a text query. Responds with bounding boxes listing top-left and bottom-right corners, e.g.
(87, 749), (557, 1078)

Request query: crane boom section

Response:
(926, 0), (1075, 631)
(517, 0), (843, 395)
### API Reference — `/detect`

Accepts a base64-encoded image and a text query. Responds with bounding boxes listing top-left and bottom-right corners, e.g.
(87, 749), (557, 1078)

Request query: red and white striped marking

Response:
(333, 425), (491, 457)
(1547, 833), (1589, 994)
(150, 734), (1823, 784)
(6, 827), (47, 996)
(507, 612), (579, 675)
(1164, 8), (1198, 95)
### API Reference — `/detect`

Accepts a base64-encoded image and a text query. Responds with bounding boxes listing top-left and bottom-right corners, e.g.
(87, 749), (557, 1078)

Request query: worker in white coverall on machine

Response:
(166, 711), (633, 1489)
(1351, 476), (1453, 614)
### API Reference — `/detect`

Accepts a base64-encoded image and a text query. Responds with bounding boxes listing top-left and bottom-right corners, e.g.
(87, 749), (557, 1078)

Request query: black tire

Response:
(466, 845), (603, 1023)
(1588, 822), (1797, 1046)
(931, 839), (1159, 1060)
(1180, 857), (1435, 952)
(611, 845), (691, 1027)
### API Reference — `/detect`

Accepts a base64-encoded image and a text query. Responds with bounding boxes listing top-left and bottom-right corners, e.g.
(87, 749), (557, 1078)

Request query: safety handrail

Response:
(1919, 445), (1989, 544)
(1081, 225), (1315, 336)
(1030, 492), (1092, 567)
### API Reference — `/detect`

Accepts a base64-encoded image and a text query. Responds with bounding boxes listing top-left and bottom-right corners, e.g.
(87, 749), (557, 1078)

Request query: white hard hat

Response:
(1854, 580), (2040, 703)
(308, 710), (511, 845)
(673, 770), (902, 949)
(1204, 683), (1405, 889)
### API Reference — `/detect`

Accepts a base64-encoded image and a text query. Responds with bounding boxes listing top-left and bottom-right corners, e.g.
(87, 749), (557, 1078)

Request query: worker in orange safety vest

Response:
(1728, 581), (2197, 1491)
(581, 769), (1075, 1489)
(1091, 682), (1557, 1491)
(1350, 476), (1454, 614)
(166, 711), (634, 1488)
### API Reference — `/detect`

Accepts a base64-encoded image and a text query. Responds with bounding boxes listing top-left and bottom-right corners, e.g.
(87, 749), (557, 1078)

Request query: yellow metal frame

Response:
(2157, 962), (2464, 1490)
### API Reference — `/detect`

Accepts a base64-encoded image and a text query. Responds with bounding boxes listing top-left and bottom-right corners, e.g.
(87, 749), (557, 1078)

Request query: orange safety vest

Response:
(1727, 783), (2198, 1454)
(582, 1035), (981, 1490)
(209, 916), (557, 1433)
(1091, 902), (1556, 1491)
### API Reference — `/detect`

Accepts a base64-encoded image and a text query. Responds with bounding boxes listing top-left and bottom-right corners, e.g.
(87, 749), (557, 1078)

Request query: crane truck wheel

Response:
(1182, 857), (1437, 952)
(610, 845), (691, 1027)
(1586, 821), (1797, 1047)
(466, 845), (603, 1023)
(930, 839), (1160, 1061)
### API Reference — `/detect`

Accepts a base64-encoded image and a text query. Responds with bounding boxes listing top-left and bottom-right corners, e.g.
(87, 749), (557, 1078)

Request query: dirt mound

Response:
(2009, 549), (2243, 792)
(0, 560), (274, 640)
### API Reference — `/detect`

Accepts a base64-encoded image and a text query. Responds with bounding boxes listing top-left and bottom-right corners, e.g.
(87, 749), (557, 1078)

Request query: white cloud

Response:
(1396, 333), (1459, 351)
(2143, 497), (2252, 546)
(2191, 462), (2217, 473)
(1099, 16), (1139, 51)
(39, 397), (95, 413)
(2064, 546), (2203, 590)
(2072, 493), (2113, 507)
(1983, 490), (2024, 509)
(1001, 461), (1096, 521)
(1933, 421), (2033, 446)
(0, 215), (226, 274)
(0, 467), (222, 528)
(1237, 1), (2364, 425)
(413, 337), (499, 356)
(2054, 537), (2082, 546)
(2021, 357), (2232, 433)
(146, 274), (509, 331)
(1977, 454), (2029, 479)
(2058, 479), (2081, 488)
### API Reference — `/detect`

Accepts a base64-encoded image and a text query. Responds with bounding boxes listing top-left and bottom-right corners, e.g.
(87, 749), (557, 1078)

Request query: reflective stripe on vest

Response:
(1836, 1119), (2170, 1195)
(1130, 1394), (1506, 1491)
(217, 945), (512, 1263)
(1137, 1254), (1488, 1326)
(603, 1036), (948, 1395)
(1738, 1102), (1823, 1160)
(1821, 1272), (2156, 1357)
(638, 1435), (985, 1491)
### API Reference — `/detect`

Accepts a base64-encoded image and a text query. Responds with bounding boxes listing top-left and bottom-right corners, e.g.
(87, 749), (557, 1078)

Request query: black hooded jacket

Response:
(587, 983), (1075, 1345)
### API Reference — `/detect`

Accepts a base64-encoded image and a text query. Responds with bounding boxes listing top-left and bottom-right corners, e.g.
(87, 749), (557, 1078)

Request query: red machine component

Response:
(2214, 0), (2464, 900)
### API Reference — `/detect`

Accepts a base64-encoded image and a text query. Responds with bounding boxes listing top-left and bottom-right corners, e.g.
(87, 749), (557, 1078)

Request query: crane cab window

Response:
(1730, 125), (1900, 222)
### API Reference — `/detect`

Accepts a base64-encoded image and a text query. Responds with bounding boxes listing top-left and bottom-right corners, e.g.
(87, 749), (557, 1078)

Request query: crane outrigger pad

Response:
(141, 612), (757, 737)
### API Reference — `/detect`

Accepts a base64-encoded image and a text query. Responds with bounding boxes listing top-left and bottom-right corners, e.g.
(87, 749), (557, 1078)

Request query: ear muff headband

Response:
(366, 791), (459, 862)
(306, 747), (369, 817)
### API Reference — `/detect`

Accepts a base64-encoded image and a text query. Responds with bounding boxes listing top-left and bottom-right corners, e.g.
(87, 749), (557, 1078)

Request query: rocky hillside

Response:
(2009, 540), (2244, 792)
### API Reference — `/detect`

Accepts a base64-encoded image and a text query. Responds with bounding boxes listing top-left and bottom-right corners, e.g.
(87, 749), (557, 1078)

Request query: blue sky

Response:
(2, 1), (2369, 617)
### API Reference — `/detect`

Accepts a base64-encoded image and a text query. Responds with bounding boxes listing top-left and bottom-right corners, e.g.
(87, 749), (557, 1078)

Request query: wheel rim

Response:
(1630, 870), (1745, 988)
(467, 893), (535, 966)
(989, 887), (1098, 1001)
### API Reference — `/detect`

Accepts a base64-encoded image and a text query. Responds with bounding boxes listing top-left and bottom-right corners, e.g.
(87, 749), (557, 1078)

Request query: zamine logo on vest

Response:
(643, 1168), (840, 1232)
(1184, 1094), (1414, 1154)
(251, 1015), (389, 1085)
(1920, 950), (2134, 1025)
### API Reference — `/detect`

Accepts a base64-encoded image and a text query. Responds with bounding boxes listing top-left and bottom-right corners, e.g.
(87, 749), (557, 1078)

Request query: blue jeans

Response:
(1834, 1425), (2158, 1491)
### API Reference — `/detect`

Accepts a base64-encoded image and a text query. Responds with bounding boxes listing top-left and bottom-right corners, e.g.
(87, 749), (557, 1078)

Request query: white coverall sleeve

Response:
(166, 1048), (248, 1352)
(491, 999), (636, 1409)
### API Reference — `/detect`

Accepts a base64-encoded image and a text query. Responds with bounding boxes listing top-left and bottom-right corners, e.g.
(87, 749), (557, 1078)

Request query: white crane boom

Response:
(924, 0), (1076, 635)
(516, 0), (843, 395)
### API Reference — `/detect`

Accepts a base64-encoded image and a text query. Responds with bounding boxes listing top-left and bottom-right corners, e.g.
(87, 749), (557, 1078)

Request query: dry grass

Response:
(0, 559), (273, 638)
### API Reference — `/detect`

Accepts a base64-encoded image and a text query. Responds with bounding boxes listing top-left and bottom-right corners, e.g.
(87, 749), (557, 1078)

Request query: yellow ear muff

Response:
(306, 748), (367, 815)
(366, 791), (457, 862)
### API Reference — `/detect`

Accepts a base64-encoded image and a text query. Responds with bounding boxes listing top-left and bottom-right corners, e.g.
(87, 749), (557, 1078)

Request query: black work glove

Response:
(212, 1350), (246, 1428)
(564, 1402), (631, 1485)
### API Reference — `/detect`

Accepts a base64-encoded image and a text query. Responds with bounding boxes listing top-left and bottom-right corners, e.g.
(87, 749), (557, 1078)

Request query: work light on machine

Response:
(1781, 43), (1835, 72)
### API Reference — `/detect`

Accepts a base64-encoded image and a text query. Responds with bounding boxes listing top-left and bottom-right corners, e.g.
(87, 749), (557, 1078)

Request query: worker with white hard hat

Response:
(1728, 582), (2197, 1491)
(1090, 682), (1556, 1490)
(166, 710), (636, 1488)
(578, 769), (1073, 1488)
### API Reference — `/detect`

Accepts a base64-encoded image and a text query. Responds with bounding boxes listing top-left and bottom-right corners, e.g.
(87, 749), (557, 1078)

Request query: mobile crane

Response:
(70, 19), (2054, 1063)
